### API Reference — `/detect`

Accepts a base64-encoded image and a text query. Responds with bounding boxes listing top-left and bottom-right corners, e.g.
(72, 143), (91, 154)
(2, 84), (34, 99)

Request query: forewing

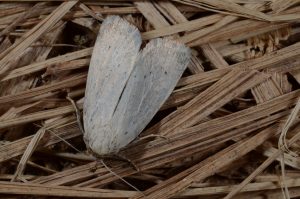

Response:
(112, 38), (191, 150)
(83, 16), (141, 155)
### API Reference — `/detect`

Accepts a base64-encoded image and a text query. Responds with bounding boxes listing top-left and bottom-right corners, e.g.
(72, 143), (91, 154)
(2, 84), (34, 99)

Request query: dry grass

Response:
(1, 1), (300, 198)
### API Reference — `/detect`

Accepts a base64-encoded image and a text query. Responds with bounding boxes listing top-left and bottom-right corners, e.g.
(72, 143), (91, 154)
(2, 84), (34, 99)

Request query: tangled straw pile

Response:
(1, 1), (300, 198)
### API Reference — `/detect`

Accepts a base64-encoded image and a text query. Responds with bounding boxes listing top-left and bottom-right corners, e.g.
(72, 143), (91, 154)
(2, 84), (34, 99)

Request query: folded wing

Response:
(83, 16), (141, 155)
(111, 38), (191, 152)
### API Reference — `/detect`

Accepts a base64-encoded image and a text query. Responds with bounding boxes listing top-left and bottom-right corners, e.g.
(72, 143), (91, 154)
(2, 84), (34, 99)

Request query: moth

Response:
(83, 16), (191, 156)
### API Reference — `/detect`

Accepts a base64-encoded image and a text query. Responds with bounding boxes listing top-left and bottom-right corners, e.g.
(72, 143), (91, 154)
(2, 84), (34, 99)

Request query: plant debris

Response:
(1, 1), (300, 198)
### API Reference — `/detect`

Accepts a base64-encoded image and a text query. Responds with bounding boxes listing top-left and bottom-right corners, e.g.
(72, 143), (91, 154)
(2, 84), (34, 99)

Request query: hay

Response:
(1, 1), (300, 198)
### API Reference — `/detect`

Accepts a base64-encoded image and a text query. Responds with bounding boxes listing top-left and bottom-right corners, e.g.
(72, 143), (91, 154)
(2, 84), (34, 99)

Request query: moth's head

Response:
(84, 124), (120, 156)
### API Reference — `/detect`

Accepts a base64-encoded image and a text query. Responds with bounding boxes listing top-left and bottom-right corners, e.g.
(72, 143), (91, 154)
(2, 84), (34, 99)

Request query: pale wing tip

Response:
(100, 15), (141, 43)
(149, 38), (190, 53)
(145, 38), (191, 70)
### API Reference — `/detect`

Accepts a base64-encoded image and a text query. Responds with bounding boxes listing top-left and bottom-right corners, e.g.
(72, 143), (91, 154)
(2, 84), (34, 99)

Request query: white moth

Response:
(83, 16), (191, 156)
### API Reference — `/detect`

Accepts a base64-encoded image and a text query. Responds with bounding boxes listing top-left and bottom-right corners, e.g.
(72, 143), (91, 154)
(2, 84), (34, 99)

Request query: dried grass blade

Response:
(0, 181), (136, 198)
(223, 122), (300, 199)
(0, 1), (78, 76)
(131, 124), (281, 199)
(11, 127), (46, 182)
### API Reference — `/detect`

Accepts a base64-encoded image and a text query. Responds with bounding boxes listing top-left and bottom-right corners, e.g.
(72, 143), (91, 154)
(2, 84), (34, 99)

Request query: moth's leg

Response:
(96, 154), (139, 171)
(90, 159), (102, 173)
(113, 153), (140, 172)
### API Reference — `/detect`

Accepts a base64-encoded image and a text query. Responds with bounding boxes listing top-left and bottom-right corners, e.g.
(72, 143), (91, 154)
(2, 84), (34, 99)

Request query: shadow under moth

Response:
(83, 15), (191, 156)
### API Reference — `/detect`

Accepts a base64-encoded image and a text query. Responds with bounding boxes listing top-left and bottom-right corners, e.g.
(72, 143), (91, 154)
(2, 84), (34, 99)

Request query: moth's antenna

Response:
(100, 159), (145, 196)
(66, 96), (144, 194)
(66, 96), (85, 134)
(48, 128), (82, 153)
(33, 123), (82, 154)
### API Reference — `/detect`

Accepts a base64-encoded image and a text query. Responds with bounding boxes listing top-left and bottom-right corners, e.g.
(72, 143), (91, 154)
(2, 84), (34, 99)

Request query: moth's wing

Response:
(83, 16), (141, 155)
(112, 38), (191, 150)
